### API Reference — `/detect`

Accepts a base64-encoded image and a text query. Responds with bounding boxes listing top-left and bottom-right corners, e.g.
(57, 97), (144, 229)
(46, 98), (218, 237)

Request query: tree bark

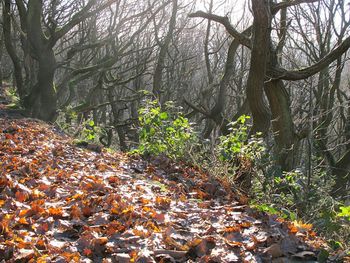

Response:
(7, 0), (117, 122)
(21, 0), (57, 121)
(246, 0), (271, 135)
(153, 0), (177, 101)
(35, 50), (57, 121)
(3, 0), (25, 100)
(210, 39), (240, 135)
(331, 149), (350, 198)
(0, 30), (3, 89)
(265, 79), (299, 171)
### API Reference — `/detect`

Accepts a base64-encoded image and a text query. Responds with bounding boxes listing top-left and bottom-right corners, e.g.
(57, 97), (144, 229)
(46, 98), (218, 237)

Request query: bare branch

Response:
(272, 0), (320, 15)
(183, 97), (211, 117)
(52, 0), (117, 45)
(188, 11), (251, 48)
(269, 36), (350, 80)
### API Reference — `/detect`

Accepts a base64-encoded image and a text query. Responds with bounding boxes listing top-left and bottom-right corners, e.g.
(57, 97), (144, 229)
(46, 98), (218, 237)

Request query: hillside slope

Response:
(0, 98), (330, 262)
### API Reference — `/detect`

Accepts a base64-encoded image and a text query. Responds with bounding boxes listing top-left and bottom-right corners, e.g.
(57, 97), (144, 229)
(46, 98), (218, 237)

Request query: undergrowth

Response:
(55, 107), (108, 147)
(4, 85), (21, 109)
(132, 99), (349, 254)
(54, 98), (349, 253)
(131, 99), (197, 159)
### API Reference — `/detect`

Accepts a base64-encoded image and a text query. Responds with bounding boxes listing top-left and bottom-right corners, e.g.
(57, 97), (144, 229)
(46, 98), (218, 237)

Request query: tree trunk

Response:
(331, 149), (350, 198)
(265, 79), (299, 171)
(36, 50), (57, 121)
(13, 0), (58, 121)
(153, 0), (177, 101)
(0, 31), (3, 89)
(3, 0), (25, 100)
(246, 0), (271, 135)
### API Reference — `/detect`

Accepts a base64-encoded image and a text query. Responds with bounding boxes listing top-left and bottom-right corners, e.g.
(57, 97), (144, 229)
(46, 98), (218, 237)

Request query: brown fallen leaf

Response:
(114, 253), (131, 263)
(163, 236), (188, 251)
(35, 239), (47, 250)
(17, 217), (29, 225)
(48, 207), (63, 218)
(224, 239), (244, 248)
(154, 249), (187, 259)
(14, 248), (35, 262)
(186, 237), (216, 259)
(291, 251), (316, 260)
(15, 190), (29, 202)
(264, 243), (284, 258)
(70, 205), (82, 219)
(155, 196), (171, 209)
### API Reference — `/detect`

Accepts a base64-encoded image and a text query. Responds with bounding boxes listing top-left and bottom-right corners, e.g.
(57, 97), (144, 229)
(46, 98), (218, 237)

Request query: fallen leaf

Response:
(17, 217), (29, 225)
(264, 243), (284, 258)
(186, 237), (216, 259)
(291, 251), (316, 260)
(48, 207), (63, 218)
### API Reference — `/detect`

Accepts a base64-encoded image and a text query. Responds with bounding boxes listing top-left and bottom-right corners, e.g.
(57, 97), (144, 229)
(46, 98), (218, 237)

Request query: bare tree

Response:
(3, 0), (117, 121)
(189, 0), (350, 182)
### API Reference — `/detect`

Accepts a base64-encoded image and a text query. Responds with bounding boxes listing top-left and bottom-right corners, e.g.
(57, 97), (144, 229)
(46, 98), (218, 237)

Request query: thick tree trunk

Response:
(3, 0), (25, 100)
(19, 0), (57, 121)
(36, 50), (57, 121)
(22, 48), (57, 122)
(0, 32), (3, 88)
(246, 0), (271, 135)
(265, 79), (299, 171)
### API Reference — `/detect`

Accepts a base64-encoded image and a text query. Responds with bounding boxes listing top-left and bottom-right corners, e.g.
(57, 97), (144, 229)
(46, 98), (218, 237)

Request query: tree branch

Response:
(188, 11), (251, 48)
(269, 35), (350, 81)
(183, 97), (211, 117)
(272, 0), (320, 15)
(52, 0), (117, 45)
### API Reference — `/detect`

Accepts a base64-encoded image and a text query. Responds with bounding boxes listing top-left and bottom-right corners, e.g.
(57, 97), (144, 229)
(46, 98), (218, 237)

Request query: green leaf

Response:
(337, 206), (350, 220)
(329, 240), (343, 250)
(159, 112), (169, 120)
(87, 134), (95, 140)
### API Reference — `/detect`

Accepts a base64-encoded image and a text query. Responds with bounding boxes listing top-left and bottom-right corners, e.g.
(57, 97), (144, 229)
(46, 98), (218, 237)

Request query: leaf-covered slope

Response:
(0, 117), (326, 262)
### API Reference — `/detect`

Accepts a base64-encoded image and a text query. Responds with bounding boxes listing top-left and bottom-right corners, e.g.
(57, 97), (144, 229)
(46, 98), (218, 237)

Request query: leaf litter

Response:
(0, 117), (332, 262)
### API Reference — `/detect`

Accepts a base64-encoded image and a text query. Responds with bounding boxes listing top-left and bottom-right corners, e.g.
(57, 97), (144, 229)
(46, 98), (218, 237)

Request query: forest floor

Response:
(0, 87), (344, 262)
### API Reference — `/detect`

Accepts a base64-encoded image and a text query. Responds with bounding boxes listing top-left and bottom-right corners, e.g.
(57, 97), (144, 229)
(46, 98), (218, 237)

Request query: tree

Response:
(3, 0), (117, 121)
(153, 0), (178, 101)
(189, 0), (350, 174)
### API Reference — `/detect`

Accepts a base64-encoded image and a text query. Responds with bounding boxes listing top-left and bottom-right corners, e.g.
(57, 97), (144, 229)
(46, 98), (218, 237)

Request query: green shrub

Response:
(55, 108), (104, 145)
(337, 206), (350, 221)
(252, 166), (350, 248)
(81, 120), (99, 142)
(252, 203), (297, 220)
(133, 100), (196, 159)
(218, 115), (265, 163)
(213, 115), (265, 184)
(193, 115), (267, 192)
(5, 86), (21, 109)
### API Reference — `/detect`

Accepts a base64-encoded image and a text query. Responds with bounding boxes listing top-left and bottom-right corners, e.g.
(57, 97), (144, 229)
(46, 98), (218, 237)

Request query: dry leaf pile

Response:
(0, 114), (328, 262)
